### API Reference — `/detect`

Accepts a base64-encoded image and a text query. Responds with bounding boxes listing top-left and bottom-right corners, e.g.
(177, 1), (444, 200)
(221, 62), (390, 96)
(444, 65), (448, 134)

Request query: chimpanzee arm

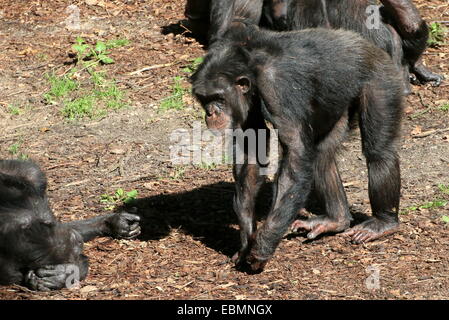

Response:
(231, 107), (270, 264)
(232, 162), (265, 264)
(209, 0), (235, 42)
(247, 125), (314, 271)
(240, 67), (315, 271)
(64, 212), (140, 242)
(209, 0), (264, 42)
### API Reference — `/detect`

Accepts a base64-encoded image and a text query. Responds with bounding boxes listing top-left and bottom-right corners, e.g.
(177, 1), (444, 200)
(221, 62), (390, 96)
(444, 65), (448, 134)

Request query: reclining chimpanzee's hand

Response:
(105, 212), (141, 240)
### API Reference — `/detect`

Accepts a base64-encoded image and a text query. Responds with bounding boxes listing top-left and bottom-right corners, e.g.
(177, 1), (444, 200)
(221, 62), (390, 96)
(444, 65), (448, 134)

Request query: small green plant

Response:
(160, 76), (188, 111)
(428, 22), (447, 47)
(37, 53), (48, 61)
(100, 188), (138, 211)
(8, 142), (29, 160)
(170, 166), (186, 180)
(196, 161), (218, 170)
(8, 143), (20, 155)
(18, 154), (29, 161)
(438, 103), (449, 112)
(442, 215), (449, 223)
(438, 184), (449, 195)
(62, 94), (96, 120)
(95, 82), (125, 109)
(43, 73), (78, 104)
(182, 57), (204, 74)
(72, 37), (129, 68)
(401, 199), (447, 215)
(8, 104), (22, 116)
(44, 37), (129, 119)
(419, 200), (447, 209)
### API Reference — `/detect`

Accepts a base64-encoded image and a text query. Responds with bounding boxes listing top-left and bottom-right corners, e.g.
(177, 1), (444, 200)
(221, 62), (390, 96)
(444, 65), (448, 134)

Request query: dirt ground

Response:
(0, 0), (448, 300)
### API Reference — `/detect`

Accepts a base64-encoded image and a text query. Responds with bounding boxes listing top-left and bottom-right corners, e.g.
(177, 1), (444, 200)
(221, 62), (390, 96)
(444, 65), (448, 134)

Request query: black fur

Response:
(185, 0), (443, 87)
(192, 23), (403, 272)
(0, 160), (141, 290)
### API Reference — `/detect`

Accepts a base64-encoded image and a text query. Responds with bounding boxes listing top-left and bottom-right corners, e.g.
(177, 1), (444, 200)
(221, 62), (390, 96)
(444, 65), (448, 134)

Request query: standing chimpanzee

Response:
(184, 0), (443, 88)
(191, 22), (404, 272)
(0, 159), (141, 291)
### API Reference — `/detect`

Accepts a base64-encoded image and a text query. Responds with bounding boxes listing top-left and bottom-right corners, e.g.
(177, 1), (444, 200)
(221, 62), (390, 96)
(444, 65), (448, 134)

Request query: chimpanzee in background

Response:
(185, 0), (263, 42)
(0, 160), (141, 291)
(192, 22), (404, 272)
(184, 0), (443, 88)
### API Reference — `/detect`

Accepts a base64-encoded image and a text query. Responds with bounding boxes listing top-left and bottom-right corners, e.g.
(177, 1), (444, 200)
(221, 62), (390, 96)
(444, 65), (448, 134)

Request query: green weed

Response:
(428, 22), (447, 47)
(160, 76), (188, 111)
(182, 57), (204, 74)
(8, 142), (28, 160)
(438, 103), (449, 112)
(8, 104), (22, 116)
(43, 36), (129, 119)
(100, 188), (138, 211)
(43, 73), (78, 104)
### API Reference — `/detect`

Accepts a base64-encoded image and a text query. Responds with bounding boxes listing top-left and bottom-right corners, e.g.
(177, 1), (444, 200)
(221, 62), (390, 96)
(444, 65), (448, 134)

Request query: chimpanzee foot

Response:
(342, 217), (399, 243)
(25, 264), (79, 291)
(412, 67), (444, 87)
(290, 216), (350, 240)
(106, 212), (141, 239)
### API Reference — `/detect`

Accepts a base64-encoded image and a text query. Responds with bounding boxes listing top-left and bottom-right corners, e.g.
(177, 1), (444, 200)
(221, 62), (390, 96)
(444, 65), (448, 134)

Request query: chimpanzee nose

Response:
(205, 105), (216, 116)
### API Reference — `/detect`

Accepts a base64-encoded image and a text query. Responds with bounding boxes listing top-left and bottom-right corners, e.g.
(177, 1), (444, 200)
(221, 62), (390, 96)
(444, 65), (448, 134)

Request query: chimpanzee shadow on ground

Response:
(121, 181), (273, 258)
(124, 180), (375, 257)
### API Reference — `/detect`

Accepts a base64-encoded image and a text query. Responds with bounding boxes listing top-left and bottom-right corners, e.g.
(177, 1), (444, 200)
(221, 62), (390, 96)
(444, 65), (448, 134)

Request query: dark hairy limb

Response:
(380, 0), (444, 85)
(291, 112), (352, 238)
(64, 211), (141, 242)
(24, 259), (89, 291)
(248, 128), (314, 271)
(343, 81), (402, 243)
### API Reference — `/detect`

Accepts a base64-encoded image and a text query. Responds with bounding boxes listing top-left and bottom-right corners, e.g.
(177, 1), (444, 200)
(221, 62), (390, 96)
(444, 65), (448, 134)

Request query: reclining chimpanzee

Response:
(192, 22), (404, 272)
(0, 159), (141, 291)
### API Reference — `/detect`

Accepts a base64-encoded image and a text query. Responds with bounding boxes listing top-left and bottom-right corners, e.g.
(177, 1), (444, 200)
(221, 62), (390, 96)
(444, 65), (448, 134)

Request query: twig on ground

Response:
(128, 63), (177, 76)
(412, 127), (449, 138)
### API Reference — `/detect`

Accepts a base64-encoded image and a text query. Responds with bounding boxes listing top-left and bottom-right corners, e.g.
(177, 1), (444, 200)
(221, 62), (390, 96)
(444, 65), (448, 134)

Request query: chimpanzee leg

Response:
(385, 24), (412, 95)
(412, 56), (444, 86)
(232, 163), (265, 264)
(291, 113), (352, 238)
(64, 212), (141, 242)
(380, 0), (443, 86)
(343, 82), (402, 243)
(291, 158), (351, 238)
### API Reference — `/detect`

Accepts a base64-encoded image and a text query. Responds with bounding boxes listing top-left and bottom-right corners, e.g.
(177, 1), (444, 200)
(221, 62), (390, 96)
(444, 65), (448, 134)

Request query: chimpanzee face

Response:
(193, 75), (251, 131)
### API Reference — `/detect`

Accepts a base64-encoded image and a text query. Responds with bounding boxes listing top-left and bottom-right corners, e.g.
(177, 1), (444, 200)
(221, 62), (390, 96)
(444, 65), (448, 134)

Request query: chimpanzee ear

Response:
(236, 76), (251, 94)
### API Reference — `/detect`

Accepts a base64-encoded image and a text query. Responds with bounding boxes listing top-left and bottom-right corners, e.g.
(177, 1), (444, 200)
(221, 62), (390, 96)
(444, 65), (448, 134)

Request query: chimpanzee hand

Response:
(24, 264), (80, 291)
(105, 212), (141, 239)
(232, 248), (269, 273)
(231, 235), (268, 273)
